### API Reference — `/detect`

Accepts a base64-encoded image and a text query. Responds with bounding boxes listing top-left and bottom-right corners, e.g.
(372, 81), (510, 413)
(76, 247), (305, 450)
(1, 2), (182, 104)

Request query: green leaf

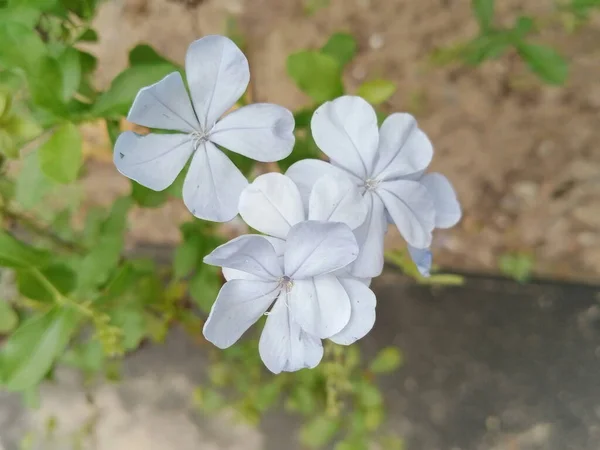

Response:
(0, 306), (78, 391)
(287, 51), (344, 103)
(321, 32), (357, 67)
(357, 79), (396, 105)
(300, 415), (340, 449)
(61, 340), (104, 373)
(293, 107), (316, 128)
(0, 22), (46, 73)
(189, 266), (221, 313)
(111, 305), (145, 351)
(77, 235), (123, 291)
(131, 181), (169, 208)
(92, 63), (177, 117)
(516, 43), (568, 85)
(173, 235), (202, 279)
(0, 6), (40, 27)
(27, 57), (67, 116)
(8, 0), (57, 11)
(355, 381), (383, 409)
(77, 28), (98, 43)
(0, 300), (18, 333)
(513, 16), (534, 37)
(38, 122), (82, 183)
(101, 196), (131, 236)
(17, 265), (76, 302)
(128, 44), (176, 66)
(0, 129), (16, 158)
(57, 47), (81, 101)
(463, 33), (511, 65)
(0, 232), (51, 269)
(498, 252), (534, 283)
(369, 346), (403, 373)
(3, 114), (42, 145)
(472, 0), (495, 30)
(15, 149), (55, 208)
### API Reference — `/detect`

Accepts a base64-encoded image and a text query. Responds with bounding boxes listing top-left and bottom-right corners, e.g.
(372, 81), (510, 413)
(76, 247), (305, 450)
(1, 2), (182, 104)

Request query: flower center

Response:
(278, 275), (294, 292)
(190, 130), (209, 150)
(363, 178), (381, 192)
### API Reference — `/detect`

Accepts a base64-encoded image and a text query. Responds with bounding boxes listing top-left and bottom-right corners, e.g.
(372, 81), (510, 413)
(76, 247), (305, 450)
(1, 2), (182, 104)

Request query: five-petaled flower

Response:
(114, 35), (295, 222)
(286, 95), (461, 278)
(203, 220), (377, 374)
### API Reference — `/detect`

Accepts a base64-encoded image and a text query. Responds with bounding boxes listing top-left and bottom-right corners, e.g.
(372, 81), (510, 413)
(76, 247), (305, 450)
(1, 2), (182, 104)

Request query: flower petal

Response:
(421, 173), (462, 229)
(284, 221), (358, 279)
(210, 104), (295, 162)
(288, 275), (351, 339)
(114, 131), (193, 191)
(238, 173), (305, 239)
(377, 180), (435, 249)
(350, 192), (387, 278)
(127, 72), (199, 133)
(183, 141), (248, 222)
(329, 277), (376, 345)
(286, 159), (357, 209)
(203, 279), (280, 349)
(259, 295), (324, 374)
(309, 175), (367, 230)
(372, 113), (433, 180)
(204, 234), (283, 280)
(185, 35), (249, 129)
(311, 96), (379, 179)
(222, 236), (285, 281)
(407, 245), (432, 277)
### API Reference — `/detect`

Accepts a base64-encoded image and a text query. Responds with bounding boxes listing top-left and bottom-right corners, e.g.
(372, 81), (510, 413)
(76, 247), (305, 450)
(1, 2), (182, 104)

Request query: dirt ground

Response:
(81, 0), (600, 282)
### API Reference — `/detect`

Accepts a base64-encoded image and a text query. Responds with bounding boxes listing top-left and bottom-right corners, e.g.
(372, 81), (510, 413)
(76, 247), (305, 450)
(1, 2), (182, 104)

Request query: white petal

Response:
(333, 268), (372, 287)
(204, 234), (283, 280)
(288, 275), (351, 339)
(183, 141), (248, 222)
(259, 296), (324, 374)
(238, 173), (305, 239)
(223, 235), (285, 282)
(185, 35), (249, 129)
(421, 173), (462, 229)
(329, 278), (376, 345)
(308, 175), (367, 230)
(203, 279), (280, 349)
(127, 72), (199, 133)
(284, 221), (358, 279)
(114, 131), (193, 191)
(286, 159), (357, 209)
(372, 113), (433, 180)
(378, 180), (435, 249)
(350, 192), (387, 278)
(311, 96), (379, 179)
(210, 104), (295, 162)
(407, 245), (432, 277)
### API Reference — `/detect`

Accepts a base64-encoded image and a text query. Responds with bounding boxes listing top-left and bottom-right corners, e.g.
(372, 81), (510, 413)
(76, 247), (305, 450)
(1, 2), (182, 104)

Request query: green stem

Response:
(29, 267), (94, 318)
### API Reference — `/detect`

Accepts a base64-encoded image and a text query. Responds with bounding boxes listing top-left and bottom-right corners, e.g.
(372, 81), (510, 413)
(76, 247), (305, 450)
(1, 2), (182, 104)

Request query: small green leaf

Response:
(321, 32), (357, 67)
(57, 47), (82, 101)
(287, 51), (344, 103)
(513, 16), (535, 37)
(17, 265), (76, 302)
(463, 33), (511, 65)
(0, 6), (40, 28)
(77, 29), (98, 43)
(189, 266), (221, 313)
(1, 306), (78, 391)
(0, 22), (46, 73)
(0, 300), (18, 333)
(0, 232), (51, 269)
(357, 79), (397, 105)
(111, 305), (145, 351)
(369, 346), (403, 373)
(8, 0), (57, 11)
(472, 0), (495, 30)
(77, 235), (123, 291)
(38, 122), (82, 183)
(27, 57), (67, 116)
(516, 43), (568, 85)
(92, 63), (177, 117)
(131, 181), (169, 208)
(498, 252), (534, 283)
(355, 381), (383, 409)
(128, 44), (176, 66)
(15, 150), (55, 208)
(3, 114), (42, 145)
(299, 415), (340, 449)
(173, 235), (202, 279)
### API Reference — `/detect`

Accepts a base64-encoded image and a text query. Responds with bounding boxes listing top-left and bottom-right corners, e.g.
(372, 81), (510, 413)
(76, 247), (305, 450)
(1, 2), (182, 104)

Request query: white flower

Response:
(286, 95), (460, 278)
(203, 220), (377, 373)
(230, 172), (375, 345)
(113, 35), (295, 222)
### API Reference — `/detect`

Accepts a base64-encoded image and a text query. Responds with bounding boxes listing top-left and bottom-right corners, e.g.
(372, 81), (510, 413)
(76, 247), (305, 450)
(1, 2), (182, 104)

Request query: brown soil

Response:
(81, 0), (600, 282)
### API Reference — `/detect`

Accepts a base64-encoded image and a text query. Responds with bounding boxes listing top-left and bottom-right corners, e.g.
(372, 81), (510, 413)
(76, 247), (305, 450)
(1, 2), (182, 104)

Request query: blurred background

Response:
(1, 0), (599, 449)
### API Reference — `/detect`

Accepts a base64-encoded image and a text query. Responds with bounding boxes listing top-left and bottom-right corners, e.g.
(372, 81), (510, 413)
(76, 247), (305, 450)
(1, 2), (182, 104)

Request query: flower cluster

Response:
(114, 35), (461, 373)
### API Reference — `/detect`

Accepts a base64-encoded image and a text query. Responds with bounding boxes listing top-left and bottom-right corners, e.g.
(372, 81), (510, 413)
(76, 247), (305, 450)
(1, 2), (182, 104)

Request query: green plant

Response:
(499, 252), (535, 283)
(430, 0), (569, 85)
(0, 1), (459, 447)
